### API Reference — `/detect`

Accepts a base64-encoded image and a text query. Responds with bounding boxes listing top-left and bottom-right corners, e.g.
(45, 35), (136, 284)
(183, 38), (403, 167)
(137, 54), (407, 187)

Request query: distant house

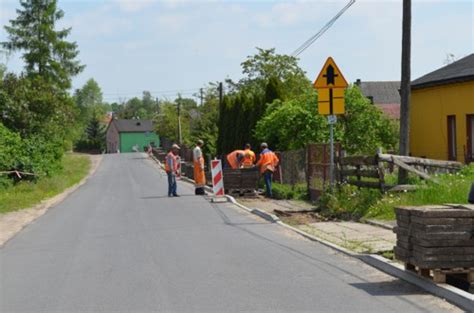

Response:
(410, 54), (474, 163)
(106, 119), (160, 153)
(355, 79), (400, 119)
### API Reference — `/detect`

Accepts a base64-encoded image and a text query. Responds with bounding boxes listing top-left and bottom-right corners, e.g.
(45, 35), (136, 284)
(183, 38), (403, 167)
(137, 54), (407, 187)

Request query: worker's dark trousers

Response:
(264, 171), (273, 198)
(469, 182), (474, 204)
(167, 172), (177, 196)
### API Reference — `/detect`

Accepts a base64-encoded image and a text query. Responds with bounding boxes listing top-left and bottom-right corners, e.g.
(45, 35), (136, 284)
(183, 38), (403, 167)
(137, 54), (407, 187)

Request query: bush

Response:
(0, 123), (22, 171)
(318, 184), (383, 220)
(0, 123), (63, 180)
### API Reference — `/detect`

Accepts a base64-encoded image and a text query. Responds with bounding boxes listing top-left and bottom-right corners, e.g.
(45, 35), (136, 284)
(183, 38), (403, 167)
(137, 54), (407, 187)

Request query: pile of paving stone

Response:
(394, 205), (474, 269)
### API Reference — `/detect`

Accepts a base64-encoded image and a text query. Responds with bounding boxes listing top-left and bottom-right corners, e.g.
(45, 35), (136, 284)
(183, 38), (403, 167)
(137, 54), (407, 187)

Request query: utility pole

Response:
(399, 0), (411, 184)
(218, 82), (223, 107)
(200, 88), (204, 106)
(177, 95), (182, 145)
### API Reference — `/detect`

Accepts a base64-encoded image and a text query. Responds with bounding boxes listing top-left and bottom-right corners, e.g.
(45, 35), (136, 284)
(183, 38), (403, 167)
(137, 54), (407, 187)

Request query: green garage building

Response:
(106, 119), (160, 153)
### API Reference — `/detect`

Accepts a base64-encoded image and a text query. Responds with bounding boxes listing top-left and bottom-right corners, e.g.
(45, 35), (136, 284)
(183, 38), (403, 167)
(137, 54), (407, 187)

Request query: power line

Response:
(291, 0), (356, 57)
(102, 88), (201, 96)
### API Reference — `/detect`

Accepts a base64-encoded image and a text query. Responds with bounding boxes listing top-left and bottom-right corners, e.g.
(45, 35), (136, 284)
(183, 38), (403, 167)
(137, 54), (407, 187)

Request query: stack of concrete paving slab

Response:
(394, 205), (474, 269)
(223, 168), (259, 192)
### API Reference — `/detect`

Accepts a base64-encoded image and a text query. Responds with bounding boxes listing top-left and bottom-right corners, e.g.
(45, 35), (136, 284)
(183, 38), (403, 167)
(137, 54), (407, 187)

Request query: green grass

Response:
(366, 165), (474, 220)
(0, 154), (91, 214)
(272, 183), (308, 200)
(319, 164), (474, 221)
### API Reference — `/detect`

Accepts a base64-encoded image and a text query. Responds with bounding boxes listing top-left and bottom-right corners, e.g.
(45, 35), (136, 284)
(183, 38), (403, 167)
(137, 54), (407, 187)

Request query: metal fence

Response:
(276, 149), (307, 186)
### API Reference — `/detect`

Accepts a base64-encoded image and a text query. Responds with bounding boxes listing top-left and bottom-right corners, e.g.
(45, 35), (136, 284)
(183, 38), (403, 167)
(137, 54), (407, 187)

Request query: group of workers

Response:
(226, 143), (279, 197)
(165, 141), (279, 198)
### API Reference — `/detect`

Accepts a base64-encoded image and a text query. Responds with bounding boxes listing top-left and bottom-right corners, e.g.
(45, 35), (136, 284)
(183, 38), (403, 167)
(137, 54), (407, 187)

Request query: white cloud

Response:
(115, 0), (156, 13)
(66, 4), (134, 38)
(253, 1), (334, 28)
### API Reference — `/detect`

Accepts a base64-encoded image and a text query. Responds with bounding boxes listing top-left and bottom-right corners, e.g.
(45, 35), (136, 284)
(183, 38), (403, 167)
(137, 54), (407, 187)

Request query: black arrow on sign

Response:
(323, 65), (338, 86)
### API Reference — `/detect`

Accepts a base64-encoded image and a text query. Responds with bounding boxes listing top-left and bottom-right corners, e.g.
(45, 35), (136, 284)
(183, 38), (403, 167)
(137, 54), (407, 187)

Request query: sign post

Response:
(313, 57), (348, 188)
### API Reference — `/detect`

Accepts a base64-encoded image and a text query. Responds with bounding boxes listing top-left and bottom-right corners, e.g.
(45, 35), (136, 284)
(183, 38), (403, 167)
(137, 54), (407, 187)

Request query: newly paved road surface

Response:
(0, 154), (461, 312)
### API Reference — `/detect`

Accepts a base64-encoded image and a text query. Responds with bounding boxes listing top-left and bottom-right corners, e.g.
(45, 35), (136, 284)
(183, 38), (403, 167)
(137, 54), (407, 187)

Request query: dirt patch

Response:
(0, 154), (102, 247)
(275, 210), (327, 226)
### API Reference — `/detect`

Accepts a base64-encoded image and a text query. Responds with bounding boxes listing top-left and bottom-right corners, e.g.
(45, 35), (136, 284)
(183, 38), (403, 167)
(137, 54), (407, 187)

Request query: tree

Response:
(154, 101), (191, 145)
(255, 86), (398, 154)
(74, 79), (103, 109)
(238, 48), (311, 98)
(2, 0), (84, 89)
(190, 85), (220, 156)
(0, 73), (76, 139)
(74, 78), (104, 125)
(399, 0), (411, 184)
(216, 77), (284, 154)
(84, 111), (106, 151)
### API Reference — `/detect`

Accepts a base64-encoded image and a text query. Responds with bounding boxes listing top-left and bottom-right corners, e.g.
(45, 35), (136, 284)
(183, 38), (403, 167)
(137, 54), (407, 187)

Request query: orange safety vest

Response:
(256, 149), (279, 174)
(226, 150), (245, 169)
(241, 149), (256, 167)
(165, 152), (177, 173)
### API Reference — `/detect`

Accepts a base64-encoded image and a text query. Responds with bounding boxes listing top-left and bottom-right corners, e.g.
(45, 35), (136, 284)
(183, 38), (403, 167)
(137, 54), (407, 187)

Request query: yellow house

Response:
(410, 54), (474, 163)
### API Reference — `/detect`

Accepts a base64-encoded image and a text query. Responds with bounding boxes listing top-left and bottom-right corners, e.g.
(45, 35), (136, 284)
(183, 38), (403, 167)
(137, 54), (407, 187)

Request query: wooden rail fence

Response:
(338, 153), (462, 191)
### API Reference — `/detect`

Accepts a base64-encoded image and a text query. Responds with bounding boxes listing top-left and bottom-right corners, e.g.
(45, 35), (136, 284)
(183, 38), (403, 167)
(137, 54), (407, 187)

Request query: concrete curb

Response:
(362, 219), (394, 230)
(227, 197), (474, 311)
(0, 154), (103, 248)
(226, 195), (281, 223)
(360, 255), (474, 311)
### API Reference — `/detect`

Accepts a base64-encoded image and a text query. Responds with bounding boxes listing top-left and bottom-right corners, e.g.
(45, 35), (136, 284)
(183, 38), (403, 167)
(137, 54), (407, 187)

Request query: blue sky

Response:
(1, 0), (473, 103)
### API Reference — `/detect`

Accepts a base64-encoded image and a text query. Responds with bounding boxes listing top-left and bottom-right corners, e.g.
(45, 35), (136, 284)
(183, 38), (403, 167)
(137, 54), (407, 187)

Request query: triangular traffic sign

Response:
(313, 57), (348, 89)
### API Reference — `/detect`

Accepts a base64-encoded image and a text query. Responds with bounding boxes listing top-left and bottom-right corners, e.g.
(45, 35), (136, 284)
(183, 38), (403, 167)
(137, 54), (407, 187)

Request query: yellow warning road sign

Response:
(313, 57), (348, 89)
(314, 57), (348, 115)
(318, 88), (345, 115)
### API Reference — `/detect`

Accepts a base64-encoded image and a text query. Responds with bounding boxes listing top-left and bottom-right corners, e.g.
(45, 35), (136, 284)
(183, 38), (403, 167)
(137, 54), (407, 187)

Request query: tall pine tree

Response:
(2, 0), (84, 89)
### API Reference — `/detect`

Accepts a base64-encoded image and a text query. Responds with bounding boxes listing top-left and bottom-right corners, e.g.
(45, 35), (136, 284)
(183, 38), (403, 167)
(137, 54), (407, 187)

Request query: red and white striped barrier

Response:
(211, 159), (225, 197)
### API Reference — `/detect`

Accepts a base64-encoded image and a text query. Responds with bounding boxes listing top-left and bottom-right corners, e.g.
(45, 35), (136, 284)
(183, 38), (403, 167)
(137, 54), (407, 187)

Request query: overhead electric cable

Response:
(291, 0), (356, 57)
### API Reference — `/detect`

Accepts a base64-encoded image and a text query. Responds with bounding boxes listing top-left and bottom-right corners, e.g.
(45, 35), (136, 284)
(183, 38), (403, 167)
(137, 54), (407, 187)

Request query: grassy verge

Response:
(272, 183), (308, 200)
(318, 164), (474, 221)
(0, 154), (91, 214)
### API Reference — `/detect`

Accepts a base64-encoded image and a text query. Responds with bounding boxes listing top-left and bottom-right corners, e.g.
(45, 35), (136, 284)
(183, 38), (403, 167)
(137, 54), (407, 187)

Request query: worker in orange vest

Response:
(241, 143), (256, 168)
(226, 150), (245, 169)
(165, 144), (180, 197)
(256, 142), (279, 198)
(193, 139), (206, 195)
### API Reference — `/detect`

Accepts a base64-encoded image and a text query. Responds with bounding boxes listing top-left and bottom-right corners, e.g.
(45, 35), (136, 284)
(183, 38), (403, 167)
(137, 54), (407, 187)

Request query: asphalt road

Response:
(0, 153), (461, 312)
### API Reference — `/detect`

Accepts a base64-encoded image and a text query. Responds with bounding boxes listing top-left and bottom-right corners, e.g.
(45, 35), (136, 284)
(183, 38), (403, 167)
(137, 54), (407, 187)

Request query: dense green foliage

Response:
(114, 91), (160, 120)
(0, 0), (83, 180)
(0, 122), (63, 178)
(255, 86), (398, 154)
